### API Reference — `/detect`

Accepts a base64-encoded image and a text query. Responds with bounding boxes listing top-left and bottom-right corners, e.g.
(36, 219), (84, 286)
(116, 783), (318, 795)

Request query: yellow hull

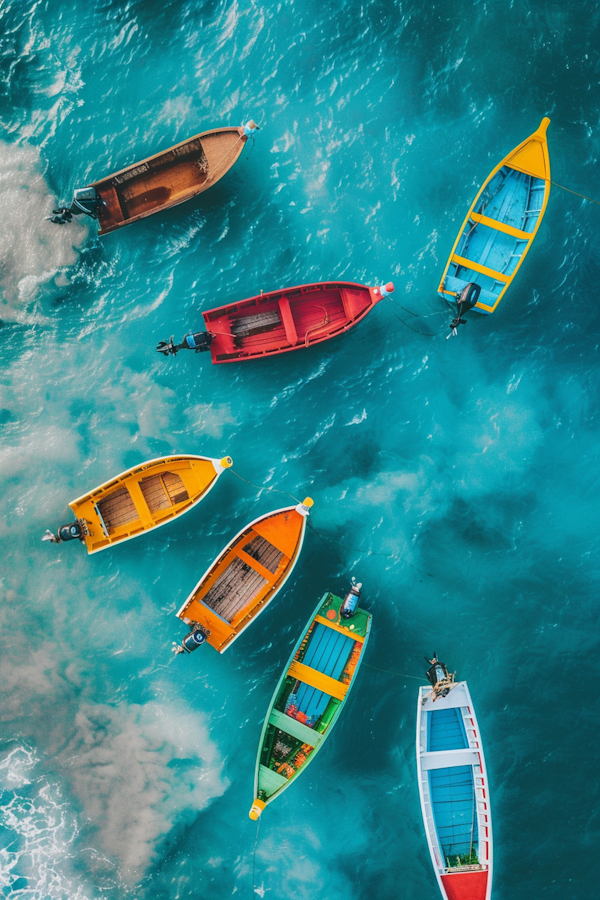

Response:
(70, 454), (231, 554)
(438, 118), (551, 314)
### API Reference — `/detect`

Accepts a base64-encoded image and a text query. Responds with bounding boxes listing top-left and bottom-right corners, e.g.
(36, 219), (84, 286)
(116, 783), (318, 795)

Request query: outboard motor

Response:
(424, 653), (455, 701)
(448, 282), (481, 337)
(70, 187), (103, 219)
(42, 521), (84, 544)
(340, 578), (362, 619)
(173, 620), (209, 655)
(49, 187), (103, 225)
(156, 331), (215, 357)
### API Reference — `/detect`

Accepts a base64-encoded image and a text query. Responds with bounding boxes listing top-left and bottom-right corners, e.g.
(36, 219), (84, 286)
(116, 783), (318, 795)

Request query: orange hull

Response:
(177, 499), (312, 652)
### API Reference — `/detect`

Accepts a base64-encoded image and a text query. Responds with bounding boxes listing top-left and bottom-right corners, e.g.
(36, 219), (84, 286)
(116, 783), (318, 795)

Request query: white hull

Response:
(416, 681), (493, 900)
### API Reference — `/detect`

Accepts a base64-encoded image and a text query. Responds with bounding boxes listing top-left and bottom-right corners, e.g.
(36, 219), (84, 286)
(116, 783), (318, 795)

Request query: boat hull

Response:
(202, 281), (385, 363)
(70, 454), (229, 554)
(438, 117), (551, 314)
(416, 681), (493, 900)
(93, 126), (250, 235)
(176, 500), (312, 653)
(250, 590), (371, 816)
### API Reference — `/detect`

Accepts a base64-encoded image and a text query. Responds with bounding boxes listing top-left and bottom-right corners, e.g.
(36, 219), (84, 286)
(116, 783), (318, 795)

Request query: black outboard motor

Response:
(49, 187), (103, 225)
(448, 282), (481, 337)
(42, 521), (84, 544)
(425, 653), (449, 687)
(156, 332), (215, 357)
(70, 187), (103, 219)
(340, 579), (362, 619)
(424, 653), (455, 702)
(173, 622), (209, 655)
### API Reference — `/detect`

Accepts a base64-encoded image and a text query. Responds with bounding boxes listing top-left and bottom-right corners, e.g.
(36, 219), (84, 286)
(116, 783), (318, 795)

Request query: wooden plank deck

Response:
(97, 486), (138, 531)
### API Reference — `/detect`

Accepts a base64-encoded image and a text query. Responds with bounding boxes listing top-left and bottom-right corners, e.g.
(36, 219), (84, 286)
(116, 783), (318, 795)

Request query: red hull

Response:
(202, 281), (387, 364)
(440, 871), (488, 900)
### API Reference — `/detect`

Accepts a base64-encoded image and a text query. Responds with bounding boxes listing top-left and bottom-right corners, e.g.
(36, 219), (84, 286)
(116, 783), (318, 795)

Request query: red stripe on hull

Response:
(440, 870), (488, 900)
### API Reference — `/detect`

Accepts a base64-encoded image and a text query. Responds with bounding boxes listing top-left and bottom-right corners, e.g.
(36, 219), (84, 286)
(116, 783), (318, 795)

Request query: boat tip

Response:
(302, 496), (314, 508)
(537, 116), (551, 135)
(249, 799), (265, 820)
(220, 456), (233, 469)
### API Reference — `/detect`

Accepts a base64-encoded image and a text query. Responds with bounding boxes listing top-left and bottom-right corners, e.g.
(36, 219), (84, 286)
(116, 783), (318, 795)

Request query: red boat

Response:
(157, 280), (394, 364)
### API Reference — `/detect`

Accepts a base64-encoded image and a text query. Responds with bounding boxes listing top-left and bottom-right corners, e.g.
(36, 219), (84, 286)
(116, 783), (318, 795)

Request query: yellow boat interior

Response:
(177, 499), (313, 653)
(70, 455), (232, 554)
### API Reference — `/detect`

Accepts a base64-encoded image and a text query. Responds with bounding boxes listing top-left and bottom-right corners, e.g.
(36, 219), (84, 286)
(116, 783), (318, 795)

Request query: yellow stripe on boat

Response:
(287, 660), (349, 701)
(450, 254), (510, 283)
(470, 212), (533, 242)
(314, 614), (366, 642)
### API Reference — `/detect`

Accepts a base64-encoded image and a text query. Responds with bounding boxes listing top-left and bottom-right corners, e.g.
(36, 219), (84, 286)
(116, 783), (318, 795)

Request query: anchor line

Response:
(362, 662), (429, 682)
(251, 816), (261, 898)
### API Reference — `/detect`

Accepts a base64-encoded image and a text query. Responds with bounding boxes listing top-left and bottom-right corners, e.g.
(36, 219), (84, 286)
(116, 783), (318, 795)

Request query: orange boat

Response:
(156, 280), (395, 363)
(174, 498), (313, 654)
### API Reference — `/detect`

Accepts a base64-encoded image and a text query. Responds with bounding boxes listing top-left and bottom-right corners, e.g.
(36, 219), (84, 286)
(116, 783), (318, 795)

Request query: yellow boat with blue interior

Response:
(438, 117), (551, 315)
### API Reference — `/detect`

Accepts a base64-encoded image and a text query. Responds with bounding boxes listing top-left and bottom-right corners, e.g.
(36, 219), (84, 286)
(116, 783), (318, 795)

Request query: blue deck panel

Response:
(427, 708), (468, 752)
(289, 624), (354, 722)
(429, 766), (478, 862)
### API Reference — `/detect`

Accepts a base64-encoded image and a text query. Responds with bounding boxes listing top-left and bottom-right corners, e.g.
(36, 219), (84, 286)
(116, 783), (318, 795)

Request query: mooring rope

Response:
(362, 662), (429, 681)
(229, 468), (301, 504)
(251, 816), (261, 898)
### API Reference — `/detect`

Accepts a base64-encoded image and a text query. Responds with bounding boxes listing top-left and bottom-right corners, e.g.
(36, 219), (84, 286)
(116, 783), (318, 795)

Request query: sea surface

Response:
(1, 1), (599, 898)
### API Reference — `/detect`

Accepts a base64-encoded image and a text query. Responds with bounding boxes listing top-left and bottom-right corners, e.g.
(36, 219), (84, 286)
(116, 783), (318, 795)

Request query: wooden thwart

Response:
(287, 660), (349, 702)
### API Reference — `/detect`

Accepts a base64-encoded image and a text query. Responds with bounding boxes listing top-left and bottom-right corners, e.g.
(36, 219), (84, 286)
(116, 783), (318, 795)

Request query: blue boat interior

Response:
(442, 165), (546, 310)
(429, 765), (479, 863)
(427, 708), (468, 752)
(285, 623), (355, 724)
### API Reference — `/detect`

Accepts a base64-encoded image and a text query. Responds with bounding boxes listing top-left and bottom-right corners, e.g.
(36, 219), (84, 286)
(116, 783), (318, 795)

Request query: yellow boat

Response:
(174, 498), (313, 654)
(438, 118), (551, 315)
(42, 455), (232, 554)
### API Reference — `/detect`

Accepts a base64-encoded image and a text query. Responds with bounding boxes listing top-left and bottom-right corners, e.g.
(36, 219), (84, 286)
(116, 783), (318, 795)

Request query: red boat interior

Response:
(203, 283), (376, 363)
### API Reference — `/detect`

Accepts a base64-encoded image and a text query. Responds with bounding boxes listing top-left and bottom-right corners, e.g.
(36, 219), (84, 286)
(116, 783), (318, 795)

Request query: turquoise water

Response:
(1, 1), (599, 898)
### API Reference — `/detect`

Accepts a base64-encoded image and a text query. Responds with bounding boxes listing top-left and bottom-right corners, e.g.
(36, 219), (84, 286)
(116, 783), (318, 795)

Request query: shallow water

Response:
(1, 1), (599, 898)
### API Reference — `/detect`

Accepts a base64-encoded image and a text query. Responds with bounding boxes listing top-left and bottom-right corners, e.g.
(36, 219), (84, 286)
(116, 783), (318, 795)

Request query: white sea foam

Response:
(0, 142), (87, 321)
(0, 745), (93, 900)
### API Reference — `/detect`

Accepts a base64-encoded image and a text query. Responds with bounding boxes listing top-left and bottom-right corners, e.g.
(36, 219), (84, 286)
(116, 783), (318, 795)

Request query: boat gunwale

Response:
(437, 118), (551, 315)
(69, 454), (225, 555)
(415, 681), (493, 900)
(176, 502), (309, 653)
(252, 591), (372, 809)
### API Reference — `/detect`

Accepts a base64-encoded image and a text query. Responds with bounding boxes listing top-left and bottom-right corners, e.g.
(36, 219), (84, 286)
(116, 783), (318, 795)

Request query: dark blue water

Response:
(1, 1), (599, 898)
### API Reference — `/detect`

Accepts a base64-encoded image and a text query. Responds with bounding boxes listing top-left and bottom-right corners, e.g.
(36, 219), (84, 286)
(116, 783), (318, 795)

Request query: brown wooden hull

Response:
(93, 125), (249, 236)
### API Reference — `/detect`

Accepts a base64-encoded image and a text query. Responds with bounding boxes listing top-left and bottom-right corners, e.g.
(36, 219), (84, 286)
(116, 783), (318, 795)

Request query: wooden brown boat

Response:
(65, 121), (258, 236)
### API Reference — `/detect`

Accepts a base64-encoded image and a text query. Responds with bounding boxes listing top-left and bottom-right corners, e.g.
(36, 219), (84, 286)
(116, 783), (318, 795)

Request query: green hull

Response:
(250, 590), (371, 817)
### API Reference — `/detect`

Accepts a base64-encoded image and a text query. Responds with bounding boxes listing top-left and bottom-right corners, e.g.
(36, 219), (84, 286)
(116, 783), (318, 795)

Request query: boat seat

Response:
(268, 708), (323, 747)
(97, 184), (124, 226)
(278, 297), (299, 345)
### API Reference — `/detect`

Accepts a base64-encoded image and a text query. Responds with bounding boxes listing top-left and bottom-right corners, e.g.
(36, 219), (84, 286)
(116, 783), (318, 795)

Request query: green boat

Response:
(249, 582), (371, 819)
